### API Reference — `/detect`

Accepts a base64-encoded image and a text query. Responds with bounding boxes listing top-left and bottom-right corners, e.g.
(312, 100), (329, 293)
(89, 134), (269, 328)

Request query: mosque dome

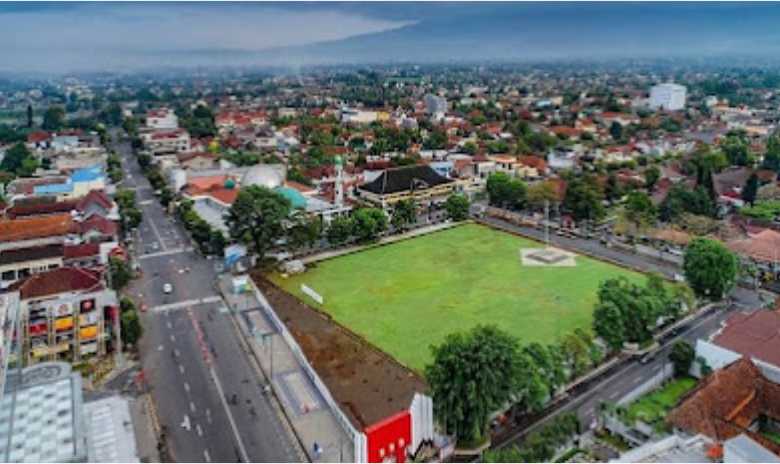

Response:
(241, 165), (284, 189)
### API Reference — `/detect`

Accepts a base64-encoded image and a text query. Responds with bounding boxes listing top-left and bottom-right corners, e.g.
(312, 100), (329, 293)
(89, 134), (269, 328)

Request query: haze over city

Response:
(6, 2), (780, 73)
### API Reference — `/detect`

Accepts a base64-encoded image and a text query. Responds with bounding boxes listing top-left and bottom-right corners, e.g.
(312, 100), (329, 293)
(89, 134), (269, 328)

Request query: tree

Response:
(563, 176), (605, 222)
(351, 208), (388, 242)
(425, 325), (521, 443)
(527, 181), (559, 210)
(26, 104), (33, 128)
(742, 173), (759, 206)
(288, 213), (321, 252)
(390, 199), (417, 231)
(721, 133), (751, 166)
(683, 238), (739, 299)
(444, 194), (470, 221)
(592, 300), (625, 351)
(668, 340), (695, 377)
(0, 143), (38, 177)
(645, 166), (661, 191)
(763, 135), (780, 173)
(486, 172), (526, 209)
(659, 185), (715, 222)
(609, 121), (623, 141)
(326, 216), (354, 246)
(108, 257), (133, 290)
(42, 106), (65, 131)
(624, 191), (658, 230)
(121, 309), (143, 346)
(225, 186), (291, 260)
(604, 173), (624, 202)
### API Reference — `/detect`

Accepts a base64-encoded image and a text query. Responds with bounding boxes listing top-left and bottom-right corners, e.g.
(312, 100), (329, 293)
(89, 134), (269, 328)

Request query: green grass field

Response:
(271, 223), (644, 372)
(625, 377), (697, 429)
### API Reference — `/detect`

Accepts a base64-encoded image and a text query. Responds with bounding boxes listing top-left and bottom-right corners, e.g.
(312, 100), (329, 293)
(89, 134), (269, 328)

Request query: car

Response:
(640, 352), (656, 364)
(163, 283), (173, 294)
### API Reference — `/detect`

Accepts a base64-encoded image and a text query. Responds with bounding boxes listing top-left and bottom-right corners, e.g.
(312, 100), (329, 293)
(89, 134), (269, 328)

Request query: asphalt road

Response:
(113, 134), (302, 463)
(480, 212), (767, 448)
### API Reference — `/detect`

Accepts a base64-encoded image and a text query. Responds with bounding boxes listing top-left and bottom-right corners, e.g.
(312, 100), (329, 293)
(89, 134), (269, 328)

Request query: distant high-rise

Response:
(649, 83), (687, 111)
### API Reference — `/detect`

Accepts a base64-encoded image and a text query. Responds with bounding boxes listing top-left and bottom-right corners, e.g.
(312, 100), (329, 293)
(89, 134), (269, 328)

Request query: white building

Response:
(140, 129), (190, 155)
(339, 107), (378, 125)
(649, 83), (687, 111)
(145, 108), (179, 130)
(424, 94), (447, 119)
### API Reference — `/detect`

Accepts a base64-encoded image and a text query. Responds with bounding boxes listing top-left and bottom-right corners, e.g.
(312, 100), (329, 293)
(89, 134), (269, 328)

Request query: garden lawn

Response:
(624, 377), (697, 427)
(271, 223), (644, 372)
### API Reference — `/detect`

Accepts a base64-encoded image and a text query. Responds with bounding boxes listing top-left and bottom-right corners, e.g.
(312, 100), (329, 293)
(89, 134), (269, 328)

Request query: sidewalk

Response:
(301, 220), (462, 265)
(218, 275), (354, 463)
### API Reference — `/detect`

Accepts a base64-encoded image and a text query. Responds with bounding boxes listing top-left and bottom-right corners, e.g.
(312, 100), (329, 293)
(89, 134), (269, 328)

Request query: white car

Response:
(163, 283), (173, 294)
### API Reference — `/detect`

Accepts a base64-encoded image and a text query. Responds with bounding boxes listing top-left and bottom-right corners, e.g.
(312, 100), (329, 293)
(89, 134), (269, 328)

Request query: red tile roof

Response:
(77, 215), (118, 236)
(10, 266), (103, 299)
(727, 229), (780, 263)
(0, 213), (74, 242)
(26, 131), (51, 144)
(63, 243), (100, 260)
(76, 189), (113, 213)
(668, 358), (780, 456)
(5, 198), (78, 219)
(713, 309), (780, 369)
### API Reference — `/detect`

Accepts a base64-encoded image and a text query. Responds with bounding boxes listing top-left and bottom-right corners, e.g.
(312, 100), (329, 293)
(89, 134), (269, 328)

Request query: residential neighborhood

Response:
(2, 2), (780, 464)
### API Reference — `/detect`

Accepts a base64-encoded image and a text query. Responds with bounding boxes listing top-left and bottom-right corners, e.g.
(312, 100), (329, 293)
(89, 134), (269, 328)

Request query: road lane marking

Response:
(204, 450), (211, 462)
(174, 348), (180, 357)
(190, 401), (196, 412)
(143, 207), (167, 251)
(179, 365), (184, 374)
(208, 365), (250, 462)
(632, 376), (643, 384)
(140, 247), (194, 260)
(170, 334), (176, 342)
(184, 382), (190, 393)
(150, 296), (223, 312)
(206, 408), (212, 424)
(196, 423), (203, 437)
(166, 321), (172, 329)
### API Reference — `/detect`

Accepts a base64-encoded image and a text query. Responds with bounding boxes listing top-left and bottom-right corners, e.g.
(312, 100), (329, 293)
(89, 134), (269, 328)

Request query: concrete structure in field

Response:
(649, 83), (687, 111)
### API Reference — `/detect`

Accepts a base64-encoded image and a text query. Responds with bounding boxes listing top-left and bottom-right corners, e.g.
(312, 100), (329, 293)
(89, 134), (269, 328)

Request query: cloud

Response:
(0, 2), (414, 72)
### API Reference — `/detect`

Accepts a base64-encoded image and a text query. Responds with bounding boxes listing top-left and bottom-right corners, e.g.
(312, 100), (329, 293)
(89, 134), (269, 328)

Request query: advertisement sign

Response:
(79, 325), (98, 340)
(55, 302), (73, 317)
(80, 298), (95, 313)
(55, 317), (74, 332)
(80, 312), (99, 326)
(301, 284), (324, 305)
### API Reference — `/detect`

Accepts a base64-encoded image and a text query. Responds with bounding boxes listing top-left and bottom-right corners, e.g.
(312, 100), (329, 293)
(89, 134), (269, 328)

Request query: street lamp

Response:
(252, 329), (275, 387)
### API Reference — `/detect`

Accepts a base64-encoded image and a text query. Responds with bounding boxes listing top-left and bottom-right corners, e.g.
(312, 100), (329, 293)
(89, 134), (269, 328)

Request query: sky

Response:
(4, 2), (780, 74)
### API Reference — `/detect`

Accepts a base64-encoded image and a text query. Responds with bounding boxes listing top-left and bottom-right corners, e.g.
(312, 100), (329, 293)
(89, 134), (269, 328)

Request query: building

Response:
(667, 358), (780, 457)
(357, 165), (456, 210)
(5, 166), (107, 202)
(145, 108), (178, 130)
(0, 362), (140, 463)
(694, 306), (780, 382)
(424, 94), (447, 119)
(340, 107), (378, 125)
(613, 432), (780, 463)
(140, 128), (190, 155)
(7, 267), (117, 365)
(649, 83), (687, 111)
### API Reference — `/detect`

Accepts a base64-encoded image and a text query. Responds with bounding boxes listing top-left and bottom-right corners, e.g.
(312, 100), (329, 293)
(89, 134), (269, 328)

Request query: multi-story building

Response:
(424, 94), (447, 119)
(7, 267), (117, 365)
(145, 107), (179, 130)
(140, 128), (191, 155)
(649, 83), (687, 111)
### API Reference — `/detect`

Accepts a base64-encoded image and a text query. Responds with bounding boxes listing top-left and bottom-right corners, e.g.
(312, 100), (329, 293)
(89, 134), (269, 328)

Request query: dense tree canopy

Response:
(444, 194), (471, 221)
(683, 238), (739, 299)
(486, 172), (527, 209)
(426, 325), (521, 443)
(225, 186), (291, 259)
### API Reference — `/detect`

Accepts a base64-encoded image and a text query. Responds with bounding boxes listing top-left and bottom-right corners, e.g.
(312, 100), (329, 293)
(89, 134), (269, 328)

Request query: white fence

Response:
(249, 279), (368, 462)
(617, 363), (674, 406)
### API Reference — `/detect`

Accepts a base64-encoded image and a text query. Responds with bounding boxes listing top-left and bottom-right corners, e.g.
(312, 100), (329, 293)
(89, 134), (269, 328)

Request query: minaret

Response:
(335, 155), (344, 206)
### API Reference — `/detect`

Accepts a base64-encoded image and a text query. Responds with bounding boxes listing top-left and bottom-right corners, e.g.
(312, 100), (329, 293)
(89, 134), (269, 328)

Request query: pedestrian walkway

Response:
(218, 275), (354, 463)
(301, 220), (462, 265)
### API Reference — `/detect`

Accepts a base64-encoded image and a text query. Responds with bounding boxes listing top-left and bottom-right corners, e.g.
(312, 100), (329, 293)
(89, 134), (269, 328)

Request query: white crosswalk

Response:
(139, 247), (194, 260)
